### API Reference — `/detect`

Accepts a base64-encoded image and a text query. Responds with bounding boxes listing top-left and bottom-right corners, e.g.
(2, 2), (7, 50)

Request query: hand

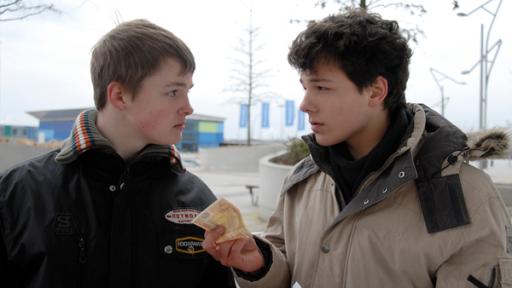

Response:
(202, 226), (265, 273)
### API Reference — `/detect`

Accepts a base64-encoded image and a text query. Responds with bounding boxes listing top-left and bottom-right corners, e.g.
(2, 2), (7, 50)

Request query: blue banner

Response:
(261, 102), (270, 128)
(285, 100), (295, 127)
(239, 104), (249, 128)
(298, 110), (305, 131)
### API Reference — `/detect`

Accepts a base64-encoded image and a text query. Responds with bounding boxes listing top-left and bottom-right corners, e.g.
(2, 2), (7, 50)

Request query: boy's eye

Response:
(317, 86), (327, 91)
(167, 90), (178, 97)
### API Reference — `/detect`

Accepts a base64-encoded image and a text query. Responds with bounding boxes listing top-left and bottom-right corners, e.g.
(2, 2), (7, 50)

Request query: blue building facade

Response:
(28, 108), (224, 152)
(0, 125), (38, 141)
(177, 119), (224, 152)
(39, 120), (74, 141)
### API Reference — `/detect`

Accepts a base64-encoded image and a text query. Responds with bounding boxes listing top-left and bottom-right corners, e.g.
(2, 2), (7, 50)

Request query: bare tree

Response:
(227, 9), (272, 145)
(289, 1), (427, 43)
(310, 0), (427, 43)
(0, 0), (58, 22)
(316, 0), (427, 12)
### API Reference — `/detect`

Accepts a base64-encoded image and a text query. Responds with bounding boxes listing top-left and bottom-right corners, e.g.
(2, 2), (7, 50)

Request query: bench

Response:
(245, 184), (259, 207)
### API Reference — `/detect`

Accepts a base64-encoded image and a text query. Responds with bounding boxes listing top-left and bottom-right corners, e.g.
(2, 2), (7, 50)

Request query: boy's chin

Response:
(314, 135), (334, 147)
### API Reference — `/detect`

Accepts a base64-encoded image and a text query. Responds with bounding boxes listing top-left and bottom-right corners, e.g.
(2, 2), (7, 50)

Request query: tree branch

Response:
(0, 1), (58, 21)
(0, 0), (22, 10)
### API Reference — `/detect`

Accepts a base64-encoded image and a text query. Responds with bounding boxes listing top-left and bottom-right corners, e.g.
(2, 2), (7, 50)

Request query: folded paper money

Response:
(192, 198), (251, 243)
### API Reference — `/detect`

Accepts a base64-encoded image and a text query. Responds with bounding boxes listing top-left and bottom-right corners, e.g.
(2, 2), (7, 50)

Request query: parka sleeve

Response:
(198, 255), (237, 288)
(235, 190), (292, 288)
(434, 166), (512, 288)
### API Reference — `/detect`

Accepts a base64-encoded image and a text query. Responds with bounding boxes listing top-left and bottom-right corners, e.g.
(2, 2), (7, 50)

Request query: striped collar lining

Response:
(55, 109), (181, 165)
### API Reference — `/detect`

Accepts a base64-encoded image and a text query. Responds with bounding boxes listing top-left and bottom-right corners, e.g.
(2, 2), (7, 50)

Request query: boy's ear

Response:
(106, 81), (128, 110)
(368, 76), (388, 107)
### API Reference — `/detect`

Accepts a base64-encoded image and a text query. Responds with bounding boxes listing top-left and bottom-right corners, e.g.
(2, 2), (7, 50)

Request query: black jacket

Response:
(0, 111), (235, 288)
(0, 148), (235, 288)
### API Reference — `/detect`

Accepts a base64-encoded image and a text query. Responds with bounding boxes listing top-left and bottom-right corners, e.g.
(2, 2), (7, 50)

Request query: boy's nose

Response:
(181, 97), (194, 116)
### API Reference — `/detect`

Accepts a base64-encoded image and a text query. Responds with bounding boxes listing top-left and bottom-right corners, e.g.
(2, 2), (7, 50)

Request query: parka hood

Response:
(465, 128), (511, 160)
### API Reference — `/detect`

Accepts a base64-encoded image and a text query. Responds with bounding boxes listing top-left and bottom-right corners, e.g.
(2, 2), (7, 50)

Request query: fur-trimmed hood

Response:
(465, 128), (511, 160)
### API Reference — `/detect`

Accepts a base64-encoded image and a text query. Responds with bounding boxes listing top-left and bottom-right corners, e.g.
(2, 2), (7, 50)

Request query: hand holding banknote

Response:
(192, 198), (251, 243)
(195, 198), (265, 273)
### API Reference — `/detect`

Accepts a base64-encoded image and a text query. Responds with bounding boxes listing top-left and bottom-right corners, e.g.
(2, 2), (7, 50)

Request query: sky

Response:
(0, 0), (511, 140)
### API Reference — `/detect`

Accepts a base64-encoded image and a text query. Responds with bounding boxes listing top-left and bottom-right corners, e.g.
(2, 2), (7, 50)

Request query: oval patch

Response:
(165, 209), (200, 224)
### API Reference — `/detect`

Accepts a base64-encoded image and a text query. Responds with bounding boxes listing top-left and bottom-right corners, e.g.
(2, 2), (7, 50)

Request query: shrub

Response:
(271, 138), (310, 165)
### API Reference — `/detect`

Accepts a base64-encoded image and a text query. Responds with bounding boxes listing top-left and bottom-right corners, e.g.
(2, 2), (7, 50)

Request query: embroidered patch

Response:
(165, 209), (200, 224)
(55, 213), (73, 235)
(175, 236), (205, 255)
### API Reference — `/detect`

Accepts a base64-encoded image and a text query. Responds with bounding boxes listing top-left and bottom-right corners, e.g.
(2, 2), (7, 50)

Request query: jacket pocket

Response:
(157, 223), (209, 287)
(497, 257), (512, 288)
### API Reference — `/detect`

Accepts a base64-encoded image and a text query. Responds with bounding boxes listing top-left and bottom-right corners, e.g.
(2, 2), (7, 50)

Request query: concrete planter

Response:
(199, 144), (283, 172)
(258, 151), (293, 220)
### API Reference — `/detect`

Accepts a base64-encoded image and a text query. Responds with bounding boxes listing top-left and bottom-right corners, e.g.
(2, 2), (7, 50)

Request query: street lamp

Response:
(429, 68), (466, 116)
(458, 0), (503, 131)
(458, 0), (503, 169)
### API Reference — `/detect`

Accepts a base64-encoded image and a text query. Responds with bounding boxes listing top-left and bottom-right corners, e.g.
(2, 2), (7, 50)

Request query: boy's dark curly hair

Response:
(288, 9), (412, 112)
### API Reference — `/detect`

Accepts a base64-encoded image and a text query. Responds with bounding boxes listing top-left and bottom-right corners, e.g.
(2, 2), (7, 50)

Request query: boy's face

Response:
(123, 57), (194, 146)
(299, 60), (374, 147)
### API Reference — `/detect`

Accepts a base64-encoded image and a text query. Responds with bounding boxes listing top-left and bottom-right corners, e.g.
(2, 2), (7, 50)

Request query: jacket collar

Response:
(55, 109), (182, 168)
(301, 104), (420, 183)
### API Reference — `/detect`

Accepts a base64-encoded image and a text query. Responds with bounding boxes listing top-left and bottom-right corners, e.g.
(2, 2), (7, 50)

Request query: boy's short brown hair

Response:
(90, 19), (195, 110)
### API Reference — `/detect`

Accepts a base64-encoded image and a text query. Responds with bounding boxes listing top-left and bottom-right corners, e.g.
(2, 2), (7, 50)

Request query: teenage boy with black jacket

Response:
(0, 19), (236, 288)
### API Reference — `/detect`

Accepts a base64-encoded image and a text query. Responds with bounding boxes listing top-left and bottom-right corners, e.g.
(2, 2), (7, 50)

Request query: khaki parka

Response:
(236, 104), (512, 288)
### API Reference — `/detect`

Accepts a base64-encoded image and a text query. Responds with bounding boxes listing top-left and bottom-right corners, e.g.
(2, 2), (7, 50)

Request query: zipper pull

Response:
(78, 235), (87, 264)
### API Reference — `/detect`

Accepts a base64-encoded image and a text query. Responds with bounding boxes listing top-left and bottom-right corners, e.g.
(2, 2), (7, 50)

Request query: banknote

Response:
(192, 198), (251, 243)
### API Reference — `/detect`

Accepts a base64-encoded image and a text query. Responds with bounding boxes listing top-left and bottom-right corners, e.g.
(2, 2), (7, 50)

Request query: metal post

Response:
(479, 24), (488, 169)
(479, 24), (485, 131)
(457, 0), (503, 169)
(440, 86), (445, 116)
(429, 68), (465, 117)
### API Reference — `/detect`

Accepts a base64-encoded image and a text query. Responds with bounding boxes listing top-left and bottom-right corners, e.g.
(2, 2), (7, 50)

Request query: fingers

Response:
(214, 238), (249, 267)
(217, 241), (234, 266)
(230, 237), (250, 256)
(229, 237), (265, 272)
(203, 228), (264, 271)
(202, 226), (225, 253)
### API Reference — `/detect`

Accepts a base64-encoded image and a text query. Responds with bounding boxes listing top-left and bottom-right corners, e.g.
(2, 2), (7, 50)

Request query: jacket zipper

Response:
(77, 234), (87, 288)
(118, 167), (130, 192)
(78, 235), (87, 264)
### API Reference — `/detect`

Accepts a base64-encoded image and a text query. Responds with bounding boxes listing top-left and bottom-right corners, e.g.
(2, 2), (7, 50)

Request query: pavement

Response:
(484, 159), (512, 184)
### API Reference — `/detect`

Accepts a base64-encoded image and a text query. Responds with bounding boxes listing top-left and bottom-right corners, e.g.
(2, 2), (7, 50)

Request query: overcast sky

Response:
(0, 0), (511, 140)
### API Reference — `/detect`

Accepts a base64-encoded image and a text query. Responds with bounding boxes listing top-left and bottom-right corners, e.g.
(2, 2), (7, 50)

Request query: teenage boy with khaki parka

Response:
(203, 9), (512, 288)
(0, 20), (236, 287)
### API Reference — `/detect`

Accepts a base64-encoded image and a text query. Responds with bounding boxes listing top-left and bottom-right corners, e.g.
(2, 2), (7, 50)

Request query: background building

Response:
(0, 124), (38, 141)
(28, 108), (85, 142)
(27, 108), (224, 152)
(178, 114), (224, 152)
